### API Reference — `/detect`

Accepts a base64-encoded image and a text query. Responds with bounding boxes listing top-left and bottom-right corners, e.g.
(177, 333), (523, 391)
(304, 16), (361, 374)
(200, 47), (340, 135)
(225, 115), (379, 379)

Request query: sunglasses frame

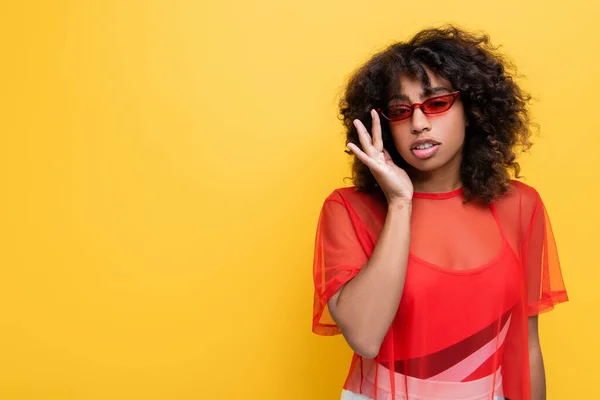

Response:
(377, 91), (461, 122)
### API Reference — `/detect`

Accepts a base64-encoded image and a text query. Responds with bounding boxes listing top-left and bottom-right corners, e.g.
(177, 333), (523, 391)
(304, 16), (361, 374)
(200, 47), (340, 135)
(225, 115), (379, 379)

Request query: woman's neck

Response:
(409, 156), (462, 193)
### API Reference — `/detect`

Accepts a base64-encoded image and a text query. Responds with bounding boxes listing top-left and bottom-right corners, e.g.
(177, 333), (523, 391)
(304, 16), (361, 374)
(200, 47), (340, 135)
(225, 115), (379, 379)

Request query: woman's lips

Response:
(411, 143), (440, 159)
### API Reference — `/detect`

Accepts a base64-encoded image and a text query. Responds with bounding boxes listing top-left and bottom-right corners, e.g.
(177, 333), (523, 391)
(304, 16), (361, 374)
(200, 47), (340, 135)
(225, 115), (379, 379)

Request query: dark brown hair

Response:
(340, 25), (535, 203)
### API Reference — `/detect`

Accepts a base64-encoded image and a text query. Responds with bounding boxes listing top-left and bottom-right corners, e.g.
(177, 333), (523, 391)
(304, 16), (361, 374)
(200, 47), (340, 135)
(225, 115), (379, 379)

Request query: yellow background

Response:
(1, 1), (596, 399)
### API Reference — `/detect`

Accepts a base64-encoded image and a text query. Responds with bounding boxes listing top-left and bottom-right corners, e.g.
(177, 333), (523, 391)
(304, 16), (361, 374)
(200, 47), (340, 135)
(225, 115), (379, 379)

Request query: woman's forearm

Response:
(328, 201), (411, 358)
(529, 316), (546, 400)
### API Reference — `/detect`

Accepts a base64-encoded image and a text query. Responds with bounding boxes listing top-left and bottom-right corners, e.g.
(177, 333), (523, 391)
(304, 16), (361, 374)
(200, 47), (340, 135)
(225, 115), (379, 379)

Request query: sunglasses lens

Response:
(386, 106), (412, 121)
(422, 94), (455, 114)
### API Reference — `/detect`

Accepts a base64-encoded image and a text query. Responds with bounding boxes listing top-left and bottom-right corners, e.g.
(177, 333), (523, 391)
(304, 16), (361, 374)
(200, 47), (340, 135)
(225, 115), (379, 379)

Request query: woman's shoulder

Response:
(494, 179), (542, 212)
(322, 186), (387, 222)
(508, 179), (540, 198)
(325, 186), (384, 205)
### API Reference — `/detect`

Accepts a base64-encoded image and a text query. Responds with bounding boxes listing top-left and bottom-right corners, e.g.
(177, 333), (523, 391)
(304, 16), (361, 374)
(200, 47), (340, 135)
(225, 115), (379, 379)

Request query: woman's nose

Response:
(411, 107), (432, 134)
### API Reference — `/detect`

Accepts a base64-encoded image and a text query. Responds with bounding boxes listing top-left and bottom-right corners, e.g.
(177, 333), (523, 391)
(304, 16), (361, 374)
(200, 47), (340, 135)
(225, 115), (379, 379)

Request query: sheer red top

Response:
(312, 181), (568, 400)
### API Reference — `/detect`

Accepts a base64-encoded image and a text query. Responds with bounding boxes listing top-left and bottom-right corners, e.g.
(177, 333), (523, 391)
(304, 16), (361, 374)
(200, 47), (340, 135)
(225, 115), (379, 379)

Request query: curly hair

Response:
(339, 25), (535, 203)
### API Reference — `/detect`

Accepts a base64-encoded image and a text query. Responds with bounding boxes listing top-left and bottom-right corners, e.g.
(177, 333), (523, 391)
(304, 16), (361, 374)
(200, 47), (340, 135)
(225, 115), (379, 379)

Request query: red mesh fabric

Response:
(312, 181), (568, 400)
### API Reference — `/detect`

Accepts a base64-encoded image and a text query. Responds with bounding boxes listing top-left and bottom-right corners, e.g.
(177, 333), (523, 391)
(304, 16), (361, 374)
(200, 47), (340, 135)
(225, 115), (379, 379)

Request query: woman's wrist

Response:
(387, 199), (412, 213)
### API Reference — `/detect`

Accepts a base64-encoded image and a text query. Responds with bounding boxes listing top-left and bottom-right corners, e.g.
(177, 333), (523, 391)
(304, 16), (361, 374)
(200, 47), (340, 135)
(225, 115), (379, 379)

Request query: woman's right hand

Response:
(347, 109), (414, 206)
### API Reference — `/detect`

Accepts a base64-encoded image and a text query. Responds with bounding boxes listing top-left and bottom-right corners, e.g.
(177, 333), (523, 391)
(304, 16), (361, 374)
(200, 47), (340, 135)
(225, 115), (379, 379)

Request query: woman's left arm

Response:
(528, 315), (546, 400)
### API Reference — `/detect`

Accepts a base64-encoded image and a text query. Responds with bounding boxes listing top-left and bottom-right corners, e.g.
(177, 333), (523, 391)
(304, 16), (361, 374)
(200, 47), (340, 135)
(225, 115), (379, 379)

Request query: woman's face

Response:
(386, 68), (466, 174)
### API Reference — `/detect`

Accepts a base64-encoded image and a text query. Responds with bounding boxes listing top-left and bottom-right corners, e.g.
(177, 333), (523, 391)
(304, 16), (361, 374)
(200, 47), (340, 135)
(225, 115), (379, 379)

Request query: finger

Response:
(383, 149), (403, 169)
(371, 109), (383, 152)
(353, 119), (377, 157)
(383, 148), (393, 162)
(347, 143), (376, 169)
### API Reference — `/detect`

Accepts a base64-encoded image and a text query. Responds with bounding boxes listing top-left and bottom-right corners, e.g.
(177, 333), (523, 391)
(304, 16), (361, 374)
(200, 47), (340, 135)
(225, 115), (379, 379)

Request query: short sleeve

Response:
(312, 192), (369, 336)
(523, 191), (568, 316)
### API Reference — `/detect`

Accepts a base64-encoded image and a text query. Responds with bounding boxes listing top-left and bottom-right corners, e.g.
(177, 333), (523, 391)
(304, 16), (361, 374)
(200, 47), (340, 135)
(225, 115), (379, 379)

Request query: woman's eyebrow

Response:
(388, 93), (410, 103)
(388, 87), (452, 104)
(422, 87), (452, 97)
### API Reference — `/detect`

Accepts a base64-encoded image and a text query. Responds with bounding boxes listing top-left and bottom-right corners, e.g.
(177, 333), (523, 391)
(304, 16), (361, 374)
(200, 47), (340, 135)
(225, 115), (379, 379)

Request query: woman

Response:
(311, 26), (568, 400)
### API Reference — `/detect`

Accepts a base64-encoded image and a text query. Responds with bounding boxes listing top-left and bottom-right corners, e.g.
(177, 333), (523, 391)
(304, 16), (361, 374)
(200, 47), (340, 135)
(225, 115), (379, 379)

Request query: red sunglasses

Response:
(377, 91), (460, 122)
